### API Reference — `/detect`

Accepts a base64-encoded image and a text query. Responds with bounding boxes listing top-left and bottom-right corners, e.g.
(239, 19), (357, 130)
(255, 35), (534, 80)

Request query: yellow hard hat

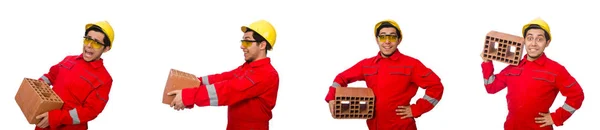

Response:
(85, 21), (115, 48)
(374, 19), (403, 38)
(522, 18), (551, 40)
(241, 20), (277, 50)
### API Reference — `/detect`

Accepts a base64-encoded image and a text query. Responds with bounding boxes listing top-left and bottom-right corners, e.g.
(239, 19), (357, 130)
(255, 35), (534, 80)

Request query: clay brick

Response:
(482, 31), (525, 66)
(15, 78), (64, 124)
(162, 69), (201, 104)
(333, 87), (375, 119)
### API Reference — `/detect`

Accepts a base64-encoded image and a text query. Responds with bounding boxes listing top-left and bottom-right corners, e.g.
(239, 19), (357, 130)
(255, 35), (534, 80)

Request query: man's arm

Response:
(47, 79), (113, 128)
(181, 71), (277, 107)
(481, 61), (510, 94)
(324, 60), (366, 102)
(408, 60), (444, 118)
(38, 57), (69, 85)
(197, 66), (241, 85)
(550, 66), (584, 126)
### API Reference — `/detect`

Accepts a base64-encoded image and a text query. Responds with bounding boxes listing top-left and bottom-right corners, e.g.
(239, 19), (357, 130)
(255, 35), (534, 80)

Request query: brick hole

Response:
(341, 101), (350, 113)
(501, 53), (506, 56)
(514, 57), (519, 60)
(490, 37), (495, 41)
(486, 36), (491, 39)
(493, 42), (499, 50)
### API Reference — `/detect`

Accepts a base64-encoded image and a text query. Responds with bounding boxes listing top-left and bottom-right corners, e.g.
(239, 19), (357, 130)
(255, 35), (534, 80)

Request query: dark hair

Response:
(84, 25), (111, 48)
(523, 24), (550, 41)
(376, 22), (401, 38)
(245, 29), (272, 54)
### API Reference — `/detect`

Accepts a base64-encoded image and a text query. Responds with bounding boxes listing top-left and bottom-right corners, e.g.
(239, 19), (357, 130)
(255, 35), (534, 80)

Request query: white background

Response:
(0, 0), (597, 129)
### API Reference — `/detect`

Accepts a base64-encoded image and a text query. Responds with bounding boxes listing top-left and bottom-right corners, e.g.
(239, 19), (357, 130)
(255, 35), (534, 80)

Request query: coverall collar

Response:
(245, 57), (271, 68)
(374, 49), (402, 63)
(76, 53), (105, 69)
(521, 52), (548, 66)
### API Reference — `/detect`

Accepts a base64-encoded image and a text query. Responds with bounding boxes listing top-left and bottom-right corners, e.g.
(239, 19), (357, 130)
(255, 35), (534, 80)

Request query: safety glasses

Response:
(377, 35), (399, 43)
(83, 36), (106, 49)
(240, 40), (257, 48)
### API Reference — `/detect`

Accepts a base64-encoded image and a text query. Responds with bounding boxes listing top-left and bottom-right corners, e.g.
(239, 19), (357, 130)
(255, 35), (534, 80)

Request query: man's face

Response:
(241, 31), (263, 62)
(524, 28), (550, 58)
(82, 30), (109, 62)
(376, 27), (400, 57)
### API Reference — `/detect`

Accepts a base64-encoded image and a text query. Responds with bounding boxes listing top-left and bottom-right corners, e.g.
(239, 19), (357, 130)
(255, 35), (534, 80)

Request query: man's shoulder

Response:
(544, 57), (568, 73)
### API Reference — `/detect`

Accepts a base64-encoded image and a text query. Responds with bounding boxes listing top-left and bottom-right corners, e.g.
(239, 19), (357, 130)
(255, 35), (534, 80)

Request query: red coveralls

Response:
(325, 50), (444, 130)
(182, 58), (279, 130)
(36, 54), (113, 130)
(482, 53), (584, 130)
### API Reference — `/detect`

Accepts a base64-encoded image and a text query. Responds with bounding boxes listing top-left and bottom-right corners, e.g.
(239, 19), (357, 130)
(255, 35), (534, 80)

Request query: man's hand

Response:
(535, 113), (554, 127)
(481, 52), (490, 62)
(396, 106), (413, 119)
(328, 100), (335, 118)
(35, 112), (49, 128)
(167, 90), (185, 111)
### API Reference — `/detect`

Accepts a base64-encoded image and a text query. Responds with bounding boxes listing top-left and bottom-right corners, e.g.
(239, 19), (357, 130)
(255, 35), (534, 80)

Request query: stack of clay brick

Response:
(162, 69), (200, 104)
(482, 30), (525, 66)
(15, 78), (64, 124)
(333, 87), (375, 119)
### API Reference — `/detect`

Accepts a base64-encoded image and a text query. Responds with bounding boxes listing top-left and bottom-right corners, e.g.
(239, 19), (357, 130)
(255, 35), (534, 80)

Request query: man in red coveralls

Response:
(34, 21), (115, 130)
(480, 18), (585, 130)
(325, 19), (445, 130)
(168, 20), (280, 130)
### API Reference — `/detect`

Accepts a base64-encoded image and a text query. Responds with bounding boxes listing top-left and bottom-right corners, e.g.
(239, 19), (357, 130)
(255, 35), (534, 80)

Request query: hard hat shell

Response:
(241, 20), (277, 50)
(85, 21), (115, 49)
(522, 18), (551, 40)
(374, 19), (403, 38)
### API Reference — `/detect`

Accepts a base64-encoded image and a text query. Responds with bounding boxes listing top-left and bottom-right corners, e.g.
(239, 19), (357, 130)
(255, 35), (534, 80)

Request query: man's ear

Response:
(260, 41), (267, 50)
(545, 40), (551, 48)
(103, 46), (111, 53)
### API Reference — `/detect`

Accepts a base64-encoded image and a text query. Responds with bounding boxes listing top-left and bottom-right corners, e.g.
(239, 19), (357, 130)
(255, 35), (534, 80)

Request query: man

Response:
(480, 18), (585, 130)
(168, 20), (280, 130)
(34, 21), (115, 130)
(325, 19), (444, 130)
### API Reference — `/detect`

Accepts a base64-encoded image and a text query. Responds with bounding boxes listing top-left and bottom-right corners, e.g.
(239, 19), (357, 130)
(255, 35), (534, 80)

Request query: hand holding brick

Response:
(15, 78), (64, 124)
(482, 31), (525, 66)
(333, 87), (375, 119)
(162, 69), (200, 104)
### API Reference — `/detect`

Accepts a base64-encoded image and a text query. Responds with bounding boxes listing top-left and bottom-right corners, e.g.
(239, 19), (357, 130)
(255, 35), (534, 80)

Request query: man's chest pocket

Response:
(69, 70), (105, 104)
(362, 66), (379, 86)
(530, 70), (556, 88)
(388, 66), (412, 84)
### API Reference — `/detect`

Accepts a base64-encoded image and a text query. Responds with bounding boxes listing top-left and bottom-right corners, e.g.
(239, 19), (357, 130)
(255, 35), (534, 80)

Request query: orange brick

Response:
(15, 78), (64, 124)
(162, 69), (201, 104)
(482, 31), (525, 66)
(333, 87), (375, 119)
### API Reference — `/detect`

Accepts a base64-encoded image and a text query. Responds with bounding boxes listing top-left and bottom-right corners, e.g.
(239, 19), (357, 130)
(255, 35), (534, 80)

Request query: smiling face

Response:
(376, 27), (400, 57)
(240, 31), (266, 62)
(524, 28), (550, 60)
(82, 30), (110, 62)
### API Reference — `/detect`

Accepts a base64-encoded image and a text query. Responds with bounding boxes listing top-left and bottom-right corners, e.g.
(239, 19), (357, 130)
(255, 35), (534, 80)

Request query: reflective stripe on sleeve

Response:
(69, 108), (80, 125)
(206, 84), (218, 106)
(423, 95), (439, 106)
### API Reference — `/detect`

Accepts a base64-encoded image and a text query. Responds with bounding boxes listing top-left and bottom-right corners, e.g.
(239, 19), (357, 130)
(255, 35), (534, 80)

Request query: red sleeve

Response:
(182, 70), (277, 107)
(408, 60), (444, 118)
(324, 59), (366, 102)
(38, 57), (69, 85)
(550, 66), (584, 126)
(198, 66), (241, 85)
(481, 61), (510, 94)
(48, 79), (113, 128)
